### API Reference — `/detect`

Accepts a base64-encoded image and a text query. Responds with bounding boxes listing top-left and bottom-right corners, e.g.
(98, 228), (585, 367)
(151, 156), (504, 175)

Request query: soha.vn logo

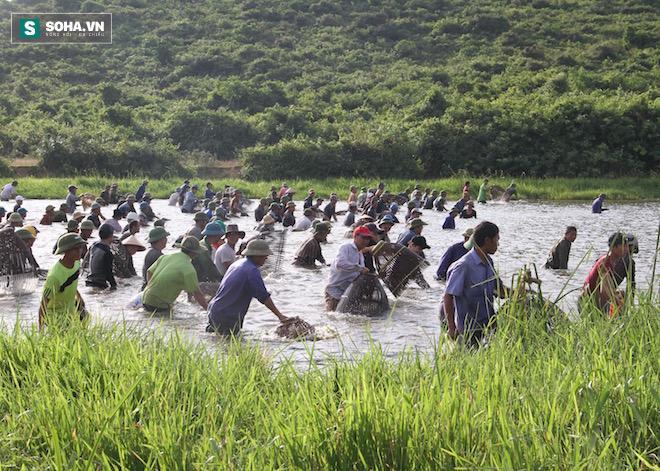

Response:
(20, 19), (40, 38)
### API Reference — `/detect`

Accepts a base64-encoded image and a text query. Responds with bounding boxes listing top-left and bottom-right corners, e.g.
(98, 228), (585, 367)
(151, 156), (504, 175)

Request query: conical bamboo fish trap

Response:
(372, 241), (428, 296)
(336, 273), (389, 316)
(0, 228), (38, 295)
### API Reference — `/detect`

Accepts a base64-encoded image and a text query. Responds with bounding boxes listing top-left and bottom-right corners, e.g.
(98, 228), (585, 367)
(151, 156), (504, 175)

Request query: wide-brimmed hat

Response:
(154, 219), (165, 227)
(313, 221), (331, 235)
(80, 220), (95, 231)
(72, 211), (85, 220)
(122, 234), (146, 251)
(408, 218), (427, 229)
(25, 225), (39, 237)
(8, 213), (23, 224)
(202, 222), (226, 236)
(91, 203), (101, 210)
(208, 201), (218, 210)
(179, 236), (206, 254)
(59, 203), (68, 211)
(242, 239), (273, 257)
(17, 208), (27, 215)
(269, 202), (281, 211)
(139, 201), (149, 209)
(410, 235), (430, 250)
(262, 215), (276, 226)
(215, 207), (227, 216)
(55, 233), (86, 254)
(147, 227), (170, 243)
(364, 223), (384, 235)
(142, 192), (152, 200)
(378, 215), (395, 228)
(15, 228), (34, 240)
(126, 212), (139, 222)
(286, 188), (296, 194)
(390, 203), (399, 212)
(16, 195), (24, 202)
(449, 207), (460, 214)
(303, 208), (314, 216)
(354, 226), (375, 241)
(224, 224), (245, 238)
(194, 212), (209, 222)
(349, 201), (358, 208)
(66, 219), (79, 231)
(286, 201), (296, 208)
(96, 197), (106, 204)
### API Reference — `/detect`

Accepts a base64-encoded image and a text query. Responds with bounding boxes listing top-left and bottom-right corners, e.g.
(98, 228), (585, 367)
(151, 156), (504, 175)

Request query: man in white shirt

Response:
(214, 224), (245, 276)
(0, 181), (18, 201)
(292, 208), (315, 232)
(325, 226), (374, 311)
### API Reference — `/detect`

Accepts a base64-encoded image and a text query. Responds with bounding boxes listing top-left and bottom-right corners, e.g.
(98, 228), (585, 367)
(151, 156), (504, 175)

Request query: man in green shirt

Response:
(39, 233), (87, 329)
(545, 226), (577, 269)
(142, 236), (209, 312)
(477, 178), (489, 203)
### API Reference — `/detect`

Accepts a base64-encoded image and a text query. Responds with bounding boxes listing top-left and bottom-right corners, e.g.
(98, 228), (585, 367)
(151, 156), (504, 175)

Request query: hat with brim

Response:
(313, 222), (331, 235)
(303, 208), (314, 216)
(463, 235), (474, 251)
(286, 188), (296, 194)
(154, 219), (166, 227)
(262, 215), (276, 226)
(126, 212), (139, 222)
(269, 203), (280, 211)
(208, 202), (218, 210)
(16, 195), (24, 202)
(449, 207), (460, 214)
(286, 201), (296, 208)
(9, 213), (23, 224)
(194, 212), (209, 222)
(73, 211), (86, 220)
(462, 227), (474, 238)
(179, 236), (205, 254)
(408, 218), (427, 229)
(25, 225), (39, 237)
(17, 208), (27, 215)
(66, 219), (79, 231)
(224, 224), (245, 238)
(15, 228), (35, 241)
(147, 227), (170, 243)
(139, 202), (149, 209)
(122, 234), (146, 251)
(378, 215), (395, 228)
(127, 194), (136, 201)
(242, 239), (273, 257)
(364, 223), (384, 235)
(68, 185), (78, 191)
(55, 233), (86, 255)
(80, 220), (95, 231)
(91, 203), (101, 210)
(202, 222), (226, 236)
(410, 235), (430, 250)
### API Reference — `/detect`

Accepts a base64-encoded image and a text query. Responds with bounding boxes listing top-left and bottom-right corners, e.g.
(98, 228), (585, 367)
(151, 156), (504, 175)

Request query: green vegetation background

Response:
(0, 0), (658, 179)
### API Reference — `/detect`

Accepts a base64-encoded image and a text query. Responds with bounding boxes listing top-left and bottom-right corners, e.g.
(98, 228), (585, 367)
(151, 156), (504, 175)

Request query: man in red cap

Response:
(325, 226), (374, 311)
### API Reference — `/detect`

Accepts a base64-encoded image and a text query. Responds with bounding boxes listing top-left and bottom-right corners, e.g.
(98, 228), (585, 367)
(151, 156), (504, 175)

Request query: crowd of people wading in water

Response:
(0, 178), (638, 345)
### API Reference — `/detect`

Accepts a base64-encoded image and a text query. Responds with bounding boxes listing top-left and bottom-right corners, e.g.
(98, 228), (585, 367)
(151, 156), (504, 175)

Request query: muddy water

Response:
(1, 198), (658, 366)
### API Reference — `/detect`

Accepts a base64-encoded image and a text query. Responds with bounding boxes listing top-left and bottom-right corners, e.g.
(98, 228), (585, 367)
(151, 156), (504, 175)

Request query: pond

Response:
(1, 197), (658, 366)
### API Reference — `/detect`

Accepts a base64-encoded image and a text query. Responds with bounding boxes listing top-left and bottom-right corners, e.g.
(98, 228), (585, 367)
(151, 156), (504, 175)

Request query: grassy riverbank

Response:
(1, 293), (660, 468)
(6, 176), (660, 201)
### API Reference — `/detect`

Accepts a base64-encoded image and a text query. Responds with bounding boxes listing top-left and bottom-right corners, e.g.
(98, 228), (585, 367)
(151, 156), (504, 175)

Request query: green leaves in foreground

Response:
(0, 298), (659, 469)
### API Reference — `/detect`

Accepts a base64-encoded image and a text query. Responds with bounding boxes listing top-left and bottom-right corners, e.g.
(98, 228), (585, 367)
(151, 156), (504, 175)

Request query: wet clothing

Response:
(294, 216), (313, 232)
(442, 215), (456, 229)
(87, 212), (102, 228)
(436, 241), (469, 280)
(184, 223), (203, 241)
(613, 256), (635, 291)
(396, 229), (416, 247)
(282, 211), (296, 228)
(454, 199), (467, 212)
(100, 189), (111, 203)
(434, 197), (447, 211)
(142, 247), (163, 290)
(118, 201), (135, 217)
(460, 209), (477, 219)
(105, 218), (122, 233)
(344, 211), (356, 227)
(181, 192), (196, 213)
(1, 183), (17, 201)
(254, 205), (265, 223)
(135, 184), (147, 202)
(326, 241), (365, 301)
(207, 257), (271, 335)
(204, 188), (215, 200)
(478, 184), (488, 203)
(592, 197), (604, 213)
(192, 237), (223, 283)
(142, 252), (200, 310)
(85, 241), (117, 289)
(66, 192), (79, 214)
(423, 196), (436, 210)
(545, 237), (572, 269)
(52, 211), (68, 223)
(323, 203), (336, 221)
(108, 188), (119, 204)
(41, 260), (82, 322)
(293, 236), (325, 267)
(40, 212), (54, 225)
(303, 195), (314, 209)
(582, 255), (615, 297)
(445, 249), (502, 333)
(214, 243), (237, 276)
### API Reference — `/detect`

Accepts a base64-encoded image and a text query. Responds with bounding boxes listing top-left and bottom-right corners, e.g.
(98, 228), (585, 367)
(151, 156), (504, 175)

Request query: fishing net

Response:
(80, 193), (97, 210)
(0, 228), (39, 295)
(275, 317), (316, 340)
(239, 230), (287, 275)
(489, 185), (505, 200)
(81, 238), (134, 279)
(336, 273), (389, 315)
(372, 241), (429, 296)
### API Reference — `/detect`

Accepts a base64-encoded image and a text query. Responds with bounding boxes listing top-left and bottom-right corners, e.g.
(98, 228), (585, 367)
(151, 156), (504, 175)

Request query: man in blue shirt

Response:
(66, 184), (80, 214)
(591, 193), (607, 213)
(396, 218), (426, 247)
(436, 228), (473, 280)
(207, 240), (290, 336)
(443, 221), (511, 347)
(135, 180), (148, 202)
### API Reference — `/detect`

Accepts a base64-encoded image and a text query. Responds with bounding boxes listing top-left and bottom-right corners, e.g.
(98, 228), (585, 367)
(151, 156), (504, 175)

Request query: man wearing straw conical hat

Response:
(39, 233), (88, 329)
(207, 239), (290, 336)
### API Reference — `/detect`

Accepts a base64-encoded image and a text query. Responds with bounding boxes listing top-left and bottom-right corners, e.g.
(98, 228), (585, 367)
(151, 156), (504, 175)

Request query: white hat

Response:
(126, 212), (139, 222)
(16, 195), (24, 202)
(121, 234), (146, 251)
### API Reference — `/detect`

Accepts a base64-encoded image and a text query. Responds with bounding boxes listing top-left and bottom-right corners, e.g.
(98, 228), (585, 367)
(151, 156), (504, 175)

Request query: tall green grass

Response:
(7, 176), (660, 201)
(1, 289), (660, 468)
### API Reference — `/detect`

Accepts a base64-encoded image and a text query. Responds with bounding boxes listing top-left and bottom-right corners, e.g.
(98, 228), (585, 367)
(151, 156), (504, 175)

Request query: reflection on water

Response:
(1, 198), (658, 366)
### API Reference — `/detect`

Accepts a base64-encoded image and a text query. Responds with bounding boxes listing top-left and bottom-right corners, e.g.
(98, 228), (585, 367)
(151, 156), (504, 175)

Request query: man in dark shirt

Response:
(323, 195), (338, 222)
(436, 228), (473, 280)
(293, 222), (331, 267)
(545, 226), (577, 269)
(142, 227), (169, 289)
(86, 224), (117, 290)
(254, 198), (267, 223)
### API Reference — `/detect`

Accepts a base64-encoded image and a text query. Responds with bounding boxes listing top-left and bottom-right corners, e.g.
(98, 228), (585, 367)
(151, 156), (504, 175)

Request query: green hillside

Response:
(0, 0), (658, 178)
